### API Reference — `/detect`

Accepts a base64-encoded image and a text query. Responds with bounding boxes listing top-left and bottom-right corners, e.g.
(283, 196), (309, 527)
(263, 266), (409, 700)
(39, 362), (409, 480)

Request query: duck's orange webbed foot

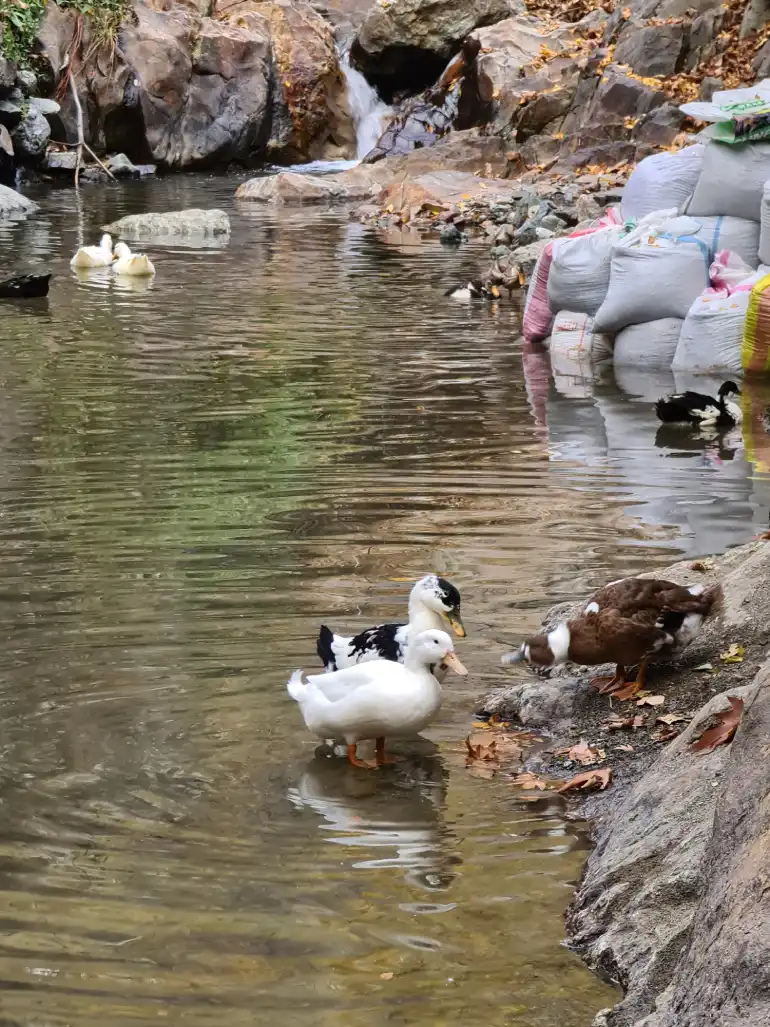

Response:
(590, 664), (626, 694)
(375, 737), (401, 766)
(346, 744), (376, 769)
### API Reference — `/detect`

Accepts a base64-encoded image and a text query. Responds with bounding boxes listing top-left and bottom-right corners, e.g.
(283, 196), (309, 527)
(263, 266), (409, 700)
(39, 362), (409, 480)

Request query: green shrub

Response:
(0, 0), (128, 68)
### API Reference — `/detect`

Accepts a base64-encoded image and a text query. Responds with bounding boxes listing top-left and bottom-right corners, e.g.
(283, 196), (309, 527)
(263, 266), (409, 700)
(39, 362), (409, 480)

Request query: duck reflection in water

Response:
(287, 746), (458, 890)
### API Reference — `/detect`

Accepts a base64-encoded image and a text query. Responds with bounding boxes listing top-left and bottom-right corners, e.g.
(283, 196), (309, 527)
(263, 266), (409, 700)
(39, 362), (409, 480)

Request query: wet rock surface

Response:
(103, 208), (231, 238)
(483, 539), (770, 1027)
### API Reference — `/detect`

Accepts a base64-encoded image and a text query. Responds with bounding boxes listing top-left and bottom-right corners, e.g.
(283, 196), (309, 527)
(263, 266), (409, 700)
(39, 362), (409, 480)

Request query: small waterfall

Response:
(340, 53), (392, 160)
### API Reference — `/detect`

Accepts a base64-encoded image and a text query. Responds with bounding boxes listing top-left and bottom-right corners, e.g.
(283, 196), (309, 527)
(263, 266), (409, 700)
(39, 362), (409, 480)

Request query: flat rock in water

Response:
(0, 184), (38, 217)
(43, 150), (79, 173)
(102, 209), (231, 238)
(235, 169), (375, 204)
(105, 153), (140, 179)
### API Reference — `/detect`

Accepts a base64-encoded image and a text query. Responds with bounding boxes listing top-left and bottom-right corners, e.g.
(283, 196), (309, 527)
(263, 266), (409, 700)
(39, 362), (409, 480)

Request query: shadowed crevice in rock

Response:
(350, 42), (450, 100)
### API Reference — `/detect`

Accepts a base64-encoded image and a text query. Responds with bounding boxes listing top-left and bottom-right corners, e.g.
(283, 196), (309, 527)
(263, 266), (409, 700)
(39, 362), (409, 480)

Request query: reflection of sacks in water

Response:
(620, 145), (705, 220)
(759, 181), (770, 264)
(613, 363), (676, 403)
(594, 231), (711, 334)
(613, 317), (683, 372)
(521, 340), (550, 430)
(547, 228), (620, 317)
(742, 377), (770, 472)
(548, 310), (613, 395)
(287, 753), (456, 890)
(687, 140), (770, 220)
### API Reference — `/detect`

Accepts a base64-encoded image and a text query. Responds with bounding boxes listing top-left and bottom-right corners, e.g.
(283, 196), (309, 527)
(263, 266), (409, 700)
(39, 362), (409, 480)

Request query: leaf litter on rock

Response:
(637, 694), (666, 707)
(558, 767), (612, 793)
(719, 644), (744, 664)
(689, 696), (744, 754)
(603, 713), (645, 731)
(556, 740), (604, 765)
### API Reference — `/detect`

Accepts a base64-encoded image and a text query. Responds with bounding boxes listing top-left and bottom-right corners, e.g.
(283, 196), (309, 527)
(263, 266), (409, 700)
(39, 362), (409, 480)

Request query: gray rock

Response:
(80, 166), (110, 184)
(576, 193), (602, 221)
(0, 183), (38, 217)
(539, 213), (567, 231)
(634, 103), (685, 148)
(493, 223), (515, 245)
(534, 226), (555, 239)
(15, 69), (37, 96)
(11, 107), (50, 162)
(480, 677), (580, 732)
(644, 665), (770, 1026)
(569, 681), (757, 1027)
(134, 164), (157, 177)
(512, 238), (550, 277)
(0, 55), (15, 94)
(0, 124), (13, 186)
(491, 243), (510, 257)
(28, 96), (61, 118)
(586, 64), (668, 126)
(102, 208), (231, 239)
(439, 223), (463, 245)
(105, 153), (139, 179)
(352, 0), (518, 92)
(0, 100), (22, 130)
(614, 22), (685, 78)
(43, 150), (79, 173)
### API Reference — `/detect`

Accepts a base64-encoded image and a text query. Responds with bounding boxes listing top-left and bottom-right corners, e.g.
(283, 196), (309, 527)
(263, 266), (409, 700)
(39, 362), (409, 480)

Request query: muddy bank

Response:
(481, 536), (770, 1026)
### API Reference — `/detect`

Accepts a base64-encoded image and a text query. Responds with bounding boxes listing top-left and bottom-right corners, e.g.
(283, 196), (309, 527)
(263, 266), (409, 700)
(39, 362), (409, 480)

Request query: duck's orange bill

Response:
(443, 651), (468, 676)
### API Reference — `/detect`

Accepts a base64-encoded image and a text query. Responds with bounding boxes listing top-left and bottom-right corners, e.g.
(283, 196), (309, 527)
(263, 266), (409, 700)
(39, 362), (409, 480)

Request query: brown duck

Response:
(502, 576), (722, 699)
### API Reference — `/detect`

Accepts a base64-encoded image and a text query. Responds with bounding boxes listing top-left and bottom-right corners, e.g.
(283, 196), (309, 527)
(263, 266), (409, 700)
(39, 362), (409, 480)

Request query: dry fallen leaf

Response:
(615, 744), (634, 752)
(719, 644), (744, 664)
(465, 731), (523, 766)
(380, 972), (394, 981)
(566, 741), (601, 765)
(603, 714), (645, 731)
(558, 767), (612, 793)
(690, 558), (714, 572)
(657, 713), (688, 726)
(690, 696), (744, 754)
(637, 694), (666, 707)
(694, 662), (714, 672)
(512, 771), (549, 790)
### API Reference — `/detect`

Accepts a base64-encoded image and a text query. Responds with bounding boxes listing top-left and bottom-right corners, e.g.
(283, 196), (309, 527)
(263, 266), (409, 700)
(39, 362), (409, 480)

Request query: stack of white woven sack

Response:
(521, 82), (770, 379)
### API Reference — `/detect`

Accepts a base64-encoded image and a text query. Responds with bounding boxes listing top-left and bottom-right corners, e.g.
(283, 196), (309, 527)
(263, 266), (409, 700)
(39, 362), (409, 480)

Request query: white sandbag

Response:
(547, 228), (621, 316)
(672, 291), (749, 373)
(759, 180), (770, 264)
(613, 318), (683, 369)
(594, 234), (711, 333)
(688, 215), (760, 267)
(687, 140), (770, 220)
(620, 145), (705, 220)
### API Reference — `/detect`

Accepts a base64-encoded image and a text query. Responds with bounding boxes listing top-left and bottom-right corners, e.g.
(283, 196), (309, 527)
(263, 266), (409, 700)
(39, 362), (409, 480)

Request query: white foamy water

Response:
(340, 53), (392, 159)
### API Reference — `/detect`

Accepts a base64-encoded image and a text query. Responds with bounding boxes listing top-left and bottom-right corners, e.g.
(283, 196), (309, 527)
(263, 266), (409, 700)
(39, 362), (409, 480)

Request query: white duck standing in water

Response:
(288, 628), (467, 768)
(70, 233), (115, 269)
(112, 242), (155, 277)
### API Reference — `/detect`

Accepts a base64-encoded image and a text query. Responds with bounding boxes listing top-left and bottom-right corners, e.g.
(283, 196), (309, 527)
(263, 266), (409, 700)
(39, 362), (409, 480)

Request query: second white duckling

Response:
(71, 233), (115, 269)
(288, 628), (467, 768)
(112, 242), (155, 277)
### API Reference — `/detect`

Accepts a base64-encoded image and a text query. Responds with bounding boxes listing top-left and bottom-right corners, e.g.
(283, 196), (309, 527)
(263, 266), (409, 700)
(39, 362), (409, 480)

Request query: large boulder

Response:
(103, 208), (231, 239)
(236, 165), (378, 203)
(11, 107), (51, 163)
(219, 0), (355, 161)
(37, 0), (273, 167)
(0, 184), (38, 218)
(352, 0), (519, 96)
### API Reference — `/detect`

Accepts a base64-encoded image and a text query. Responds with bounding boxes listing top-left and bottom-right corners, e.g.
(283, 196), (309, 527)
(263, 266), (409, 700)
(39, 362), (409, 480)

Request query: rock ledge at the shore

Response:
(483, 538), (770, 1027)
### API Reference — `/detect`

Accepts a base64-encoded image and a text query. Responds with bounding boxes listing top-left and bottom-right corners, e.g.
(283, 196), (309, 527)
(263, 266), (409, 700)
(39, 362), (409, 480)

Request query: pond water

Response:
(0, 171), (768, 1027)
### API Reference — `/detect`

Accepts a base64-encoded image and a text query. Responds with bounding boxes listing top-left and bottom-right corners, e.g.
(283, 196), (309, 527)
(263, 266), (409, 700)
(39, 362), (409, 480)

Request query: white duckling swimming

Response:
(288, 628), (467, 768)
(70, 233), (115, 269)
(112, 241), (155, 277)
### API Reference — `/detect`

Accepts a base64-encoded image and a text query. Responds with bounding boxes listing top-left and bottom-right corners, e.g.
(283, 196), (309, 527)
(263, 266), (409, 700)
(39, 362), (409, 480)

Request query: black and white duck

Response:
(502, 575), (722, 699)
(317, 574), (465, 673)
(655, 381), (742, 428)
(0, 273), (51, 299)
(445, 280), (500, 301)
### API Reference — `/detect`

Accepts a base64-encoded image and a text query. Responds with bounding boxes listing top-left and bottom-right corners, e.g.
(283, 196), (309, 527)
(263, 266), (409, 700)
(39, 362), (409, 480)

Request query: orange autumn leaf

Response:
(689, 697), (744, 754)
(558, 767), (612, 793)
